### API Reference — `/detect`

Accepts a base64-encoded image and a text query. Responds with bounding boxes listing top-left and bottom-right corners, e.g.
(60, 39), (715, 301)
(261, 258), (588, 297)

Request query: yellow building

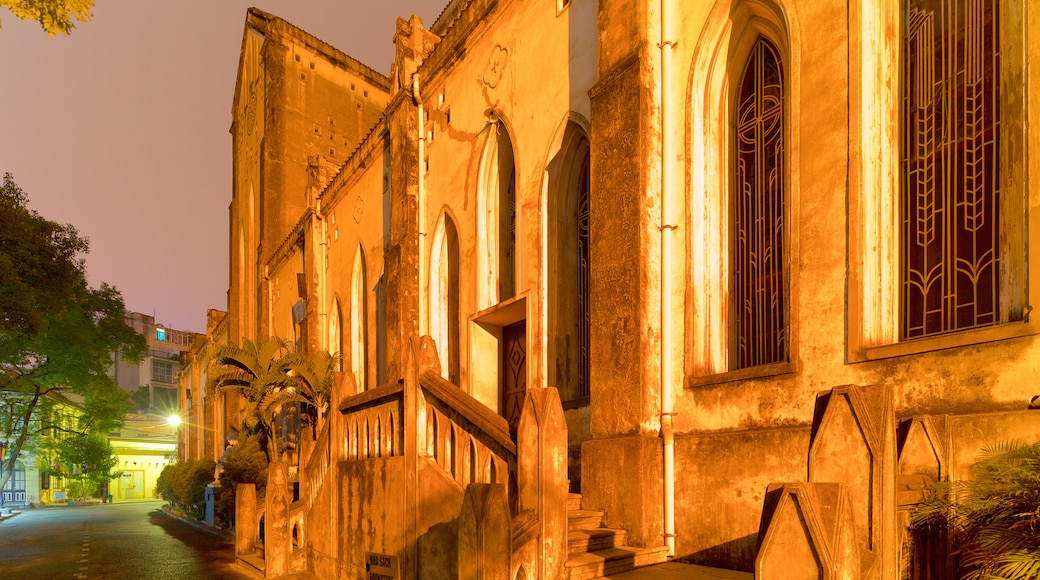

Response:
(106, 414), (177, 502)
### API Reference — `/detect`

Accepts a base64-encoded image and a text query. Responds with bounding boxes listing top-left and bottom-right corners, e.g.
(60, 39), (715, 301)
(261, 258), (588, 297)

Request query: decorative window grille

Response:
(577, 155), (591, 398)
(732, 38), (787, 369)
(901, 0), (1000, 339)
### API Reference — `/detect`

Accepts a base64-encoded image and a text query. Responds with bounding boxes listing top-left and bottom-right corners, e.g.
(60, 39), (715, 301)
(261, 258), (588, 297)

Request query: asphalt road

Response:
(0, 500), (255, 579)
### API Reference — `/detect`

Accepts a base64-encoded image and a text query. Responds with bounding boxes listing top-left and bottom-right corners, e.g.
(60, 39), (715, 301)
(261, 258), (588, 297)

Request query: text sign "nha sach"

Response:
(365, 552), (399, 580)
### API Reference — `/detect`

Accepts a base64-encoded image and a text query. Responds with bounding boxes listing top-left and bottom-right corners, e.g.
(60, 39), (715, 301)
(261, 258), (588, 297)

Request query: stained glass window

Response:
(733, 38), (787, 369)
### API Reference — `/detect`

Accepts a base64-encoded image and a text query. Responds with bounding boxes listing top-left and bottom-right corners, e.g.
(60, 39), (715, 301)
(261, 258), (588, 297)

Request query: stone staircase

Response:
(565, 492), (669, 580)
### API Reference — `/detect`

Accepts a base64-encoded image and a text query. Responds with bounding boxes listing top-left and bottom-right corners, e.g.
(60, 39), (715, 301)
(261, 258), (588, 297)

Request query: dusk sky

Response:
(0, 0), (447, 333)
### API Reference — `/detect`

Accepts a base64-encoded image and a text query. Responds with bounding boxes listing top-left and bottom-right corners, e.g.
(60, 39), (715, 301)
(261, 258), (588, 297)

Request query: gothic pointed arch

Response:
(351, 244), (367, 391)
(328, 297), (343, 372)
(477, 121), (518, 309)
(547, 121), (591, 401)
(430, 210), (461, 385)
(685, 0), (798, 382)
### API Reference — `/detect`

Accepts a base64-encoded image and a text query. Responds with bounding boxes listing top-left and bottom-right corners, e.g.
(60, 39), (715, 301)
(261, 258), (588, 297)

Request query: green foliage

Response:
(156, 457), (216, 513)
(51, 433), (120, 500)
(0, 0), (93, 36)
(0, 173), (146, 497)
(216, 431), (268, 524)
(155, 462), (177, 503)
(207, 338), (339, 462)
(911, 440), (1040, 579)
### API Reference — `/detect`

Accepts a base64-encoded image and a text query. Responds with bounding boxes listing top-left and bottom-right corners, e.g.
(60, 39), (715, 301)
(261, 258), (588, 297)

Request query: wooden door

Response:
(501, 320), (527, 435)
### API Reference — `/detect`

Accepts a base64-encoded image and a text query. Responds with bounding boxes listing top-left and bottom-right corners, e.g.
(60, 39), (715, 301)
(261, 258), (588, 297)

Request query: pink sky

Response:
(0, 1), (447, 333)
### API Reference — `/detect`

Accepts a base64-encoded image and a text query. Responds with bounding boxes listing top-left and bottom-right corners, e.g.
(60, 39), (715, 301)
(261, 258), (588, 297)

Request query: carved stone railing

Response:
(303, 419), (331, 509)
(339, 381), (405, 460)
(418, 366), (516, 489)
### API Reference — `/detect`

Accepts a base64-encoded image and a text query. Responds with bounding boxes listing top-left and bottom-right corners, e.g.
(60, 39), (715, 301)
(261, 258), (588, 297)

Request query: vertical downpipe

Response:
(659, 0), (677, 558)
(413, 74), (428, 337)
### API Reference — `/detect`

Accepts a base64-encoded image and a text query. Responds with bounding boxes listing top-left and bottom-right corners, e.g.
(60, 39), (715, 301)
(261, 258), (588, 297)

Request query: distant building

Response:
(110, 312), (201, 416)
(3, 391), (85, 507)
(106, 414), (177, 502)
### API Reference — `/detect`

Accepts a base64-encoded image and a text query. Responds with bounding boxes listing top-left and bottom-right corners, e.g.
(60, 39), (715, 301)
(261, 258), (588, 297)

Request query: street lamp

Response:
(167, 415), (181, 428)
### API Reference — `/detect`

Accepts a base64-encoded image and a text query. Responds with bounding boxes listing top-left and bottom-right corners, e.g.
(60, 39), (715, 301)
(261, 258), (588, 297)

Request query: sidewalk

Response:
(607, 561), (752, 579)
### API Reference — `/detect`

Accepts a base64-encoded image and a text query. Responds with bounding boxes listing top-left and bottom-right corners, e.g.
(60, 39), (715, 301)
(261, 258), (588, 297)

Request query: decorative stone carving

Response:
(482, 45), (508, 89)
(756, 482), (860, 579)
(458, 483), (511, 580)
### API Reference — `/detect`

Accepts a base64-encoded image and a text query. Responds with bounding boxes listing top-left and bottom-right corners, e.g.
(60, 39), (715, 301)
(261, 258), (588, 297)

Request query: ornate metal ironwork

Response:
(902, 0), (1000, 339)
(733, 38), (786, 369)
(577, 155), (591, 398)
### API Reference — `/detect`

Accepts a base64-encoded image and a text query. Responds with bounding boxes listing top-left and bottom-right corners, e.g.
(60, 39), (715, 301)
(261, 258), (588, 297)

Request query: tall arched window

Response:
(430, 214), (461, 384)
(732, 38), (787, 369)
(329, 298), (342, 372)
(478, 124), (517, 308)
(548, 124), (591, 401)
(351, 245), (367, 390)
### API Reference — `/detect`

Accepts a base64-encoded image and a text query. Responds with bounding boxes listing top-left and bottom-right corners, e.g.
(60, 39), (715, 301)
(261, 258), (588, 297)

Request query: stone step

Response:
(565, 545), (670, 580)
(567, 509), (604, 532)
(568, 527), (627, 556)
(567, 493), (582, 511)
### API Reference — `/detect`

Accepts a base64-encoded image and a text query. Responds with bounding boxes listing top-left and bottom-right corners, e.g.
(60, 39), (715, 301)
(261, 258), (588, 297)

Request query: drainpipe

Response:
(413, 74), (428, 337)
(659, 0), (677, 559)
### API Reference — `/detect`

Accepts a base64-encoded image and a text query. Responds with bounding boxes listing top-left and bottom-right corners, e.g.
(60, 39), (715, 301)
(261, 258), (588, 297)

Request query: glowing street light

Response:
(167, 415), (181, 428)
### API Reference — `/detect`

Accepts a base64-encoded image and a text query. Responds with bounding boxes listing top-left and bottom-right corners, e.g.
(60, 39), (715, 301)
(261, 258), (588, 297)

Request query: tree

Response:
(911, 440), (1040, 579)
(282, 349), (338, 438)
(50, 432), (120, 500)
(206, 337), (295, 462)
(0, 0), (93, 36)
(0, 173), (146, 498)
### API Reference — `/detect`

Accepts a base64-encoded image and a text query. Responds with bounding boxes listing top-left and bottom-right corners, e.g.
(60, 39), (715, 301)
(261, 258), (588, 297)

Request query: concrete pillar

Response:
(265, 460), (290, 577)
(458, 483), (511, 580)
(235, 483), (256, 556)
(808, 385), (896, 580)
(583, 0), (664, 548)
(518, 387), (567, 579)
(756, 482), (859, 579)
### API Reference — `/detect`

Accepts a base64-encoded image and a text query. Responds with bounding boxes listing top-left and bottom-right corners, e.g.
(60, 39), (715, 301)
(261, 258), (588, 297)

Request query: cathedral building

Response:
(182, 0), (1040, 577)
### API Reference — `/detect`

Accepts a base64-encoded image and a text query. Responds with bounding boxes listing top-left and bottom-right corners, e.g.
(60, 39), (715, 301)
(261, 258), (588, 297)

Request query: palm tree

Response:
(911, 440), (1040, 579)
(206, 337), (294, 462)
(281, 349), (340, 438)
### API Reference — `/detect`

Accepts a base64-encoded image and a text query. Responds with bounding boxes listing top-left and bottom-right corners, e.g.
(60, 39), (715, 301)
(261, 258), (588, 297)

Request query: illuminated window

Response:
(152, 360), (174, 383)
(156, 327), (165, 341)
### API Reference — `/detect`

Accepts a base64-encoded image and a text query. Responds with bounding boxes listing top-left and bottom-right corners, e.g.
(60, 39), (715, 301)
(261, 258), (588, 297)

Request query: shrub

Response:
(216, 432), (269, 524)
(911, 440), (1040, 579)
(156, 458), (216, 513)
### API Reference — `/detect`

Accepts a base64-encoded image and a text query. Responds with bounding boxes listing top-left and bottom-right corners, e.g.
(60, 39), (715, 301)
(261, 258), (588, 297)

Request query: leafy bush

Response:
(216, 432), (269, 524)
(911, 440), (1040, 579)
(156, 458), (216, 513)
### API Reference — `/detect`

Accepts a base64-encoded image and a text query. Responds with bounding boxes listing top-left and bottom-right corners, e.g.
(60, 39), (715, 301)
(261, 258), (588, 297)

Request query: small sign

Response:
(365, 552), (399, 580)
(54, 491), (66, 500)
(122, 473), (132, 478)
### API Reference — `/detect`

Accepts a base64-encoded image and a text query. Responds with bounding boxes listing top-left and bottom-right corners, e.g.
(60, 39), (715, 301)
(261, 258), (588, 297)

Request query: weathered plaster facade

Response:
(184, 0), (1040, 577)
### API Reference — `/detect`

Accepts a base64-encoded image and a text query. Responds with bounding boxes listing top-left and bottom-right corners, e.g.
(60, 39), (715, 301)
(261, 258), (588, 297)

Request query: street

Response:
(0, 501), (254, 579)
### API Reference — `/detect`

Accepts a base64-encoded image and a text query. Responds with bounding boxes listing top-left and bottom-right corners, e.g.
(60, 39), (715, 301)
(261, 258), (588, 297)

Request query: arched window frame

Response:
(351, 244), (368, 391)
(430, 211), (461, 385)
(477, 121), (519, 310)
(328, 298), (343, 372)
(685, 1), (799, 385)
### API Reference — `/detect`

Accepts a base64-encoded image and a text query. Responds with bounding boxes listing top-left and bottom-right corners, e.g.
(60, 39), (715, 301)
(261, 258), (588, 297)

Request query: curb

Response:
(158, 506), (236, 541)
